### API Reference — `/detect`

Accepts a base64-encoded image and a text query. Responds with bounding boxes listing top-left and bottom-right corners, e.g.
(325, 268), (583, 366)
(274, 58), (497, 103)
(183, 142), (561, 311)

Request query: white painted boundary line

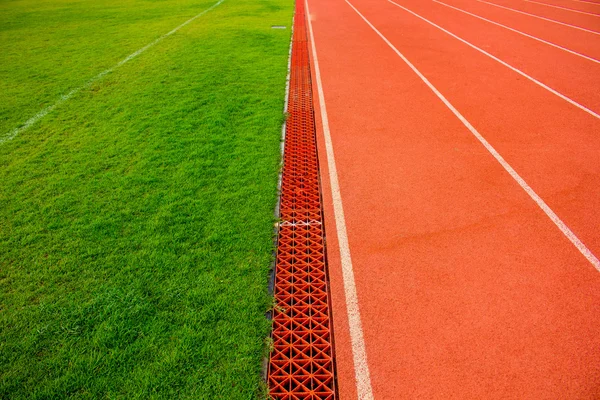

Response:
(305, 1), (375, 398)
(570, 0), (600, 5)
(477, 0), (600, 35)
(389, 0), (600, 120)
(274, 24), (295, 219)
(0, 0), (225, 145)
(433, 0), (600, 64)
(346, 0), (600, 271)
(524, 0), (600, 16)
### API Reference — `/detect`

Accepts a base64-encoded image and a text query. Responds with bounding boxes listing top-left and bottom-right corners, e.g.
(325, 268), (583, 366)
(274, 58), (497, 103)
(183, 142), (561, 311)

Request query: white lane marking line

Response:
(389, 0), (600, 120)
(347, 0), (600, 272)
(306, 1), (375, 398)
(0, 0), (225, 145)
(477, 0), (600, 36)
(274, 25), (294, 218)
(433, 0), (600, 64)
(524, 0), (600, 16)
(570, 0), (600, 5)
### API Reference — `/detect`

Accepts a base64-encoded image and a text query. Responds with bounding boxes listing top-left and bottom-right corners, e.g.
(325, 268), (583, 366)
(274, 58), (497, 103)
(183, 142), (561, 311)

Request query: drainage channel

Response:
(266, 1), (338, 399)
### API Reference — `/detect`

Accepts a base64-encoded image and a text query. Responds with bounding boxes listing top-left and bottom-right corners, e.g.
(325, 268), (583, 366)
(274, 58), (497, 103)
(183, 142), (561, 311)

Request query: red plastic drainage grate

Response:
(267, 1), (337, 399)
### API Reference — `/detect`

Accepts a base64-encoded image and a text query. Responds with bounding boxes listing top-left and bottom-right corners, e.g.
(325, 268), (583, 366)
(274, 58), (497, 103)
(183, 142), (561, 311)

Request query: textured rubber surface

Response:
(308, 0), (600, 397)
(266, 1), (337, 398)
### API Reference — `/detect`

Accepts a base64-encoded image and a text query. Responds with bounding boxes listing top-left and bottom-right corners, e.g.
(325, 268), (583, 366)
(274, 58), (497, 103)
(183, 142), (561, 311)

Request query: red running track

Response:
(306, 0), (600, 397)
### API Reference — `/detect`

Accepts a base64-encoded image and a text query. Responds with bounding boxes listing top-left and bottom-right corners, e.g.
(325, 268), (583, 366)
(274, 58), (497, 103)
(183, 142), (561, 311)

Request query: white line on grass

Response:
(0, 0), (225, 145)
(433, 0), (600, 64)
(305, 1), (375, 398)
(477, 0), (600, 35)
(274, 24), (295, 218)
(389, 0), (600, 120)
(524, 0), (600, 16)
(345, 0), (600, 271)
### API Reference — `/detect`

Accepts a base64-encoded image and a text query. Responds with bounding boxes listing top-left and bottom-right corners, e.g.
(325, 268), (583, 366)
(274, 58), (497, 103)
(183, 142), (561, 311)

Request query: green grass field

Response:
(0, 0), (292, 397)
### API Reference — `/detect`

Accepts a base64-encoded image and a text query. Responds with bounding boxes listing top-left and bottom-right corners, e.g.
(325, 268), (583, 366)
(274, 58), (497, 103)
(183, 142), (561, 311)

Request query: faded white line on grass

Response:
(0, 0), (224, 145)
(274, 27), (295, 219)
(305, 1), (375, 398)
(477, 0), (600, 35)
(346, 0), (600, 272)
(434, 0), (600, 64)
(524, 0), (600, 16)
(389, 0), (600, 120)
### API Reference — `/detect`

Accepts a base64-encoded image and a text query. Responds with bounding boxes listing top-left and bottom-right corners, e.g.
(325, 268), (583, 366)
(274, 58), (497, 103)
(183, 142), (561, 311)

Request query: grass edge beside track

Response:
(0, 0), (294, 398)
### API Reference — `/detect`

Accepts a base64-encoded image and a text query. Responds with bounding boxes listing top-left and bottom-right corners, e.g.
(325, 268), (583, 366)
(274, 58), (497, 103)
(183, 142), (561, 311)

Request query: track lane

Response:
(308, 0), (600, 397)
(547, 0), (600, 11)
(569, 0), (600, 6)
(452, 0), (600, 59)
(477, 0), (600, 38)
(433, 0), (600, 64)
(359, 0), (600, 258)
(388, 0), (600, 113)
(523, 0), (600, 16)
(499, 0), (600, 30)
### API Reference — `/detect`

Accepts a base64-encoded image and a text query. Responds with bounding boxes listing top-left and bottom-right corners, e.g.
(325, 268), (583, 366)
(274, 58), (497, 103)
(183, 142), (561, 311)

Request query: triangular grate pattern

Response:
(267, 1), (337, 399)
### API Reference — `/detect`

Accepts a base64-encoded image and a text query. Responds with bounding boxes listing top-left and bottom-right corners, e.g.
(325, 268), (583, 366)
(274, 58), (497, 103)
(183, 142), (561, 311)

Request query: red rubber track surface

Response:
(490, 0), (600, 30)
(307, 0), (600, 398)
(432, 0), (600, 66)
(267, 1), (337, 398)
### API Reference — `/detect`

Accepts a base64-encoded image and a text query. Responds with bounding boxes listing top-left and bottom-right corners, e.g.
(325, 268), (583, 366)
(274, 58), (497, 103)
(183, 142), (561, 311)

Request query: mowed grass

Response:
(0, 0), (292, 397)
